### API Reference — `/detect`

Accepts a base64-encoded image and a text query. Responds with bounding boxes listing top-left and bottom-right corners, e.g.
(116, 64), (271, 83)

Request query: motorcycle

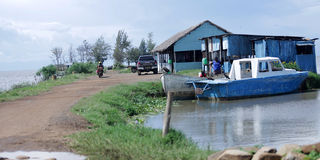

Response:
(97, 67), (104, 78)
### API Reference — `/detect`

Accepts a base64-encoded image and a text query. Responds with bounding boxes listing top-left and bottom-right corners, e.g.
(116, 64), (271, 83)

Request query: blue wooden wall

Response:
(174, 22), (227, 52)
(227, 35), (253, 57)
(255, 40), (266, 58)
(296, 41), (317, 72)
(265, 40), (296, 62)
(254, 39), (317, 72)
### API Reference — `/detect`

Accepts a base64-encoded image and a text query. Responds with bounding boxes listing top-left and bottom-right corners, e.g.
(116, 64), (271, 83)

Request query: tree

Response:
(139, 39), (147, 55)
(68, 44), (76, 63)
(146, 32), (156, 55)
(76, 45), (85, 62)
(83, 40), (93, 62)
(127, 47), (140, 65)
(51, 47), (63, 65)
(76, 40), (92, 62)
(113, 30), (131, 65)
(91, 36), (111, 63)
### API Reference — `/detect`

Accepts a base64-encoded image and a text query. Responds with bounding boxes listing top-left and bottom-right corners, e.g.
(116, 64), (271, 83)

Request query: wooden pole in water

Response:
(162, 91), (173, 137)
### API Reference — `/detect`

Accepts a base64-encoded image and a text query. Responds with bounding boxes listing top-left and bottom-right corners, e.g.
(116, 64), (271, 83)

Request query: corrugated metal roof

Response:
(152, 20), (231, 53)
(296, 43), (315, 46)
(201, 33), (307, 41)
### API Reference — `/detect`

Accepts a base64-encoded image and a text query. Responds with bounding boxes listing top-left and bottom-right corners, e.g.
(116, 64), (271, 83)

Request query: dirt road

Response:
(0, 72), (160, 152)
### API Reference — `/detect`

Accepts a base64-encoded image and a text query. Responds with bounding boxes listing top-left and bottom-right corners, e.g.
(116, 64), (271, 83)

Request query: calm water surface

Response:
(0, 70), (41, 91)
(145, 91), (320, 150)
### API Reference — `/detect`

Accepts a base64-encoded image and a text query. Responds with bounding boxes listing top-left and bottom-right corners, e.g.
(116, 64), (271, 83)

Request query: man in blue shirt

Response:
(212, 57), (221, 75)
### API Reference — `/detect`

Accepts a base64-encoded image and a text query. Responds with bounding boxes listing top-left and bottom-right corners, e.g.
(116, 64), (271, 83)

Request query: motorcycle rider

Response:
(97, 61), (104, 69)
(96, 61), (104, 75)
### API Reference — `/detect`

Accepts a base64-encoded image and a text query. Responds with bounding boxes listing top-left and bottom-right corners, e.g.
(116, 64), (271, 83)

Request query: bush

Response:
(304, 150), (320, 160)
(36, 65), (57, 80)
(282, 61), (301, 71)
(66, 62), (97, 74)
(305, 72), (320, 89)
(113, 63), (125, 70)
(11, 82), (33, 90)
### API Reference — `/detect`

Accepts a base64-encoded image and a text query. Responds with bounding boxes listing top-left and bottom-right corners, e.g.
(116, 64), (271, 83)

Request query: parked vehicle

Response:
(188, 57), (308, 100)
(137, 55), (158, 75)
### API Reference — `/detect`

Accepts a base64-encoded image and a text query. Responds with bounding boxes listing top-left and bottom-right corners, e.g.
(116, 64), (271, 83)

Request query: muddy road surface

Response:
(0, 72), (160, 151)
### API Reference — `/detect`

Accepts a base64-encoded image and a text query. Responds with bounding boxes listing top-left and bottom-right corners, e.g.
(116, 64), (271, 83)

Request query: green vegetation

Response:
(281, 61), (320, 89)
(282, 61), (301, 71)
(176, 69), (200, 77)
(36, 64), (57, 80)
(305, 72), (320, 89)
(66, 62), (97, 74)
(70, 82), (212, 160)
(0, 74), (89, 102)
(118, 68), (132, 73)
(304, 151), (320, 160)
(113, 63), (126, 70)
(11, 82), (33, 90)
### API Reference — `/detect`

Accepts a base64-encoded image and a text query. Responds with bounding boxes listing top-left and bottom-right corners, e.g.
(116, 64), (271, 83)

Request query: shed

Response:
(201, 34), (317, 73)
(152, 20), (231, 73)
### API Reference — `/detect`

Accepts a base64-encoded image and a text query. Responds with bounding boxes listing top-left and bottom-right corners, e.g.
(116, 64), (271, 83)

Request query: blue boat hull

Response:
(193, 72), (309, 100)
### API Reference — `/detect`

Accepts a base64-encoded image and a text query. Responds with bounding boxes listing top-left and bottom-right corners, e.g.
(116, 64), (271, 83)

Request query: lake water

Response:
(0, 70), (41, 91)
(145, 90), (320, 150)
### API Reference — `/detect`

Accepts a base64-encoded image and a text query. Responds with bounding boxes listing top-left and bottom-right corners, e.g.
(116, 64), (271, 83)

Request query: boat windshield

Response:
(270, 60), (283, 71)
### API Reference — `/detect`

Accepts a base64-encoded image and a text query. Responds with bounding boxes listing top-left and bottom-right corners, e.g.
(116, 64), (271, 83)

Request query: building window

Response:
(175, 51), (194, 62)
(195, 50), (202, 62)
(296, 45), (313, 55)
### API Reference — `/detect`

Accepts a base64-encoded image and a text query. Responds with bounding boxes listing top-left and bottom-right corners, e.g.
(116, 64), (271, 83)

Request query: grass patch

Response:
(70, 81), (212, 160)
(117, 68), (132, 74)
(305, 72), (320, 89)
(0, 74), (90, 102)
(304, 150), (320, 160)
(176, 69), (200, 77)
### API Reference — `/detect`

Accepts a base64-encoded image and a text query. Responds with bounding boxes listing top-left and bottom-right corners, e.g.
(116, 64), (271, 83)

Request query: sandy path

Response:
(0, 72), (160, 152)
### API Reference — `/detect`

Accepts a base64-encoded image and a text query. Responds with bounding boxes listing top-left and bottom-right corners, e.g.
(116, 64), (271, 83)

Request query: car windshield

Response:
(139, 56), (154, 61)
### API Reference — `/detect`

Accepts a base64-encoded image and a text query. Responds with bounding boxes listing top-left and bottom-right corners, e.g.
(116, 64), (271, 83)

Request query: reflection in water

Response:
(145, 91), (320, 150)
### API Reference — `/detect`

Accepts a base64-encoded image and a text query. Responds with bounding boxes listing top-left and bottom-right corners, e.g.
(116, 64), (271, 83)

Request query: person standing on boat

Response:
(212, 57), (222, 75)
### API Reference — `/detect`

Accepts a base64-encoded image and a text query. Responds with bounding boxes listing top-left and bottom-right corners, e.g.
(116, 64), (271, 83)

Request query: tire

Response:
(153, 69), (158, 74)
(138, 71), (141, 75)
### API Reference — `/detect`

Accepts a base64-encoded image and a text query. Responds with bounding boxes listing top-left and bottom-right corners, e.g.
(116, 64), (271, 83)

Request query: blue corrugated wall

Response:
(255, 40), (266, 58)
(174, 22), (227, 52)
(265, 40), (296, 62)
(255, 39), (317, 72)
(296, 41), (317, 72)
(227, 35), (252, 57)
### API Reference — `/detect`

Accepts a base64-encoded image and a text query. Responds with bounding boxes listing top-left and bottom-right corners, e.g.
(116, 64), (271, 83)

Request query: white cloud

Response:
(0, 18), (71, 41)
(0, 51), (3, 55)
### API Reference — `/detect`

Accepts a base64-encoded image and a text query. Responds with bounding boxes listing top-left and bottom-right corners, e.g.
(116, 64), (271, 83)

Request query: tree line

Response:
(50, 30), (156, 68)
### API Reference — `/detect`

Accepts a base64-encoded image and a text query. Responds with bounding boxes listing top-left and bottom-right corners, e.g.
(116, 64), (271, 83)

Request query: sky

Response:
(0, 0), (319, 71)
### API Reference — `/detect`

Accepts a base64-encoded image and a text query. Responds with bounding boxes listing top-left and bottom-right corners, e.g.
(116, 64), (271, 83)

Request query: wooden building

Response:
(152, 20), (230, 73)
(201, 34), (318, 73)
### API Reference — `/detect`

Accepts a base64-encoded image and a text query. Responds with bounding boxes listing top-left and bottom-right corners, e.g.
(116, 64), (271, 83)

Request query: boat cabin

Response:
(228, 57), (296, 80)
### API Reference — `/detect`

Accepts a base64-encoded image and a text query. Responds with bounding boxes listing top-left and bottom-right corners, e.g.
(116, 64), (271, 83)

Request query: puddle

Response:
(0, 151), (86, 160)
